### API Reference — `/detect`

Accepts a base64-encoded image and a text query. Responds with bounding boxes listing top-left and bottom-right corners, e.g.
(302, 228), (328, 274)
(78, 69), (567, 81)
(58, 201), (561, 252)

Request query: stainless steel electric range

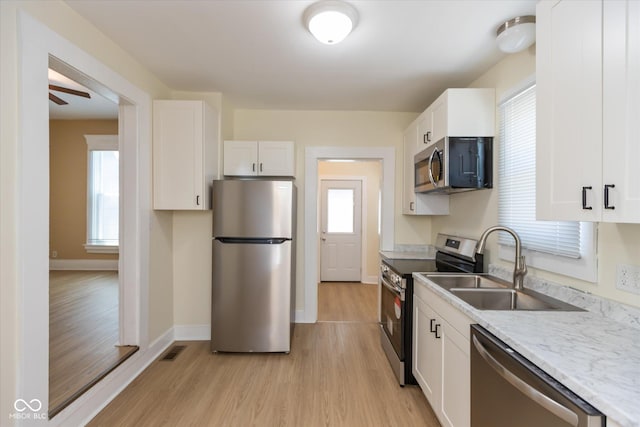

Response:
(380, 233), (483, 386)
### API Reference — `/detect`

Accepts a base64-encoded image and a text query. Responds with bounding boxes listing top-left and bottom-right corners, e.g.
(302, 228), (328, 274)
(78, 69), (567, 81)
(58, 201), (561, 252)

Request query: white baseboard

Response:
(49, 327), (174, 427)
(174, 324), (210, 341)
(362, 275), (378, 285)
(49, 259), (118, 271)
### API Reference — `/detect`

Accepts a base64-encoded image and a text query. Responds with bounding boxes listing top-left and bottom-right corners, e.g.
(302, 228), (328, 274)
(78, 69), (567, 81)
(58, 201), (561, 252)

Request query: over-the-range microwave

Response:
(414, 136), (493, 194)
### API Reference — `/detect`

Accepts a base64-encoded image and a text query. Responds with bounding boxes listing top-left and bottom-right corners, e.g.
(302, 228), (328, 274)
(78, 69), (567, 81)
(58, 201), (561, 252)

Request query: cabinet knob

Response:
(196, 195), (200, 206)
(604, 184), (615, 210)
(410, 201), (415, 211)
(252, 163), (256, 172)
(260, 163), (263, 173)
(430, 318), (437, 333)
(434, 323), (441, 339)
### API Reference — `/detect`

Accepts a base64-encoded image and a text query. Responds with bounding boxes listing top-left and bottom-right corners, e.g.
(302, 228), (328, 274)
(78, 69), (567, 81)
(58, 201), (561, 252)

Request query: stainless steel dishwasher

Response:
(470, 325), (605, 427)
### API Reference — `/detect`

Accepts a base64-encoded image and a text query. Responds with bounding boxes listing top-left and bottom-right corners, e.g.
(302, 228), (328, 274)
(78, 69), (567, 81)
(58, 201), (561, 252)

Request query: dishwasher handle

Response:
(472, 334), (580, 427)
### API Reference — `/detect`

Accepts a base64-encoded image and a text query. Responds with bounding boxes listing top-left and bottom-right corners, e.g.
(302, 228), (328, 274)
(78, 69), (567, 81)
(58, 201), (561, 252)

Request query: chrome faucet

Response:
(476, 226), (527, 290)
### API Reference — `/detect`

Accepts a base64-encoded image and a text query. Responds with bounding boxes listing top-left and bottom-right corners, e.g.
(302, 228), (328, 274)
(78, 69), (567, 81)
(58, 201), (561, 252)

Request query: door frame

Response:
(318, 176), (367, 283)
(304, 147), (394, 323)
(16, 10), (151, 420)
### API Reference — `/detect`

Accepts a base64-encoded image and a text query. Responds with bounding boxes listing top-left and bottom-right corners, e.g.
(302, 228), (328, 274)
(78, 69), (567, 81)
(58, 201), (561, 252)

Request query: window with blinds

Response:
(498, 84), (581, 259)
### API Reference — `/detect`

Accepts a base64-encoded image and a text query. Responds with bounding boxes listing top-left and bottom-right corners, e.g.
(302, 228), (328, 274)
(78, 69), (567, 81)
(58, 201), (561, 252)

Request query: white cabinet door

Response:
(417, 107), (434, 146)
(602, 0), (640, 223)
(440, 319), (470, 427)
(258, 141), (295, 176)
(536, 0), (603, 221)
(224, 140), (295, 177)
(403, 121), (418, 214)
(153, 100), (218, 210)
(224, 140), (258, 176)
(413, 295), (442, 411)
(431, 94), (448, 144)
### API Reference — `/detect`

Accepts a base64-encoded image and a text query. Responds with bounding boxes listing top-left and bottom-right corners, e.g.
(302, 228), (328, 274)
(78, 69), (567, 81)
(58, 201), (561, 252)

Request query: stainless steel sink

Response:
(425, 274), (584, 311)
(424, 274), (509, 290)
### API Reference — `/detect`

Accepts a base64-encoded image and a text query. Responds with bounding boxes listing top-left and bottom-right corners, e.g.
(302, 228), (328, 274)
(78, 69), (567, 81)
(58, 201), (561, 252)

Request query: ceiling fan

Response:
(48, 84), (91, 105)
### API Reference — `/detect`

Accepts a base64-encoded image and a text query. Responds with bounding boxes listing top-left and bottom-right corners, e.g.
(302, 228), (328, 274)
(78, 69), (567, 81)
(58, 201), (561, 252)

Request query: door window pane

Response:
(327, 188), (354, 233)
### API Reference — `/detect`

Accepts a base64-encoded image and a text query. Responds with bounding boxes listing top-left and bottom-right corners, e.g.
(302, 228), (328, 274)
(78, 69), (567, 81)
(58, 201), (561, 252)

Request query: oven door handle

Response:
(472, 335), (579, 427)
(381, 277), (404, 300)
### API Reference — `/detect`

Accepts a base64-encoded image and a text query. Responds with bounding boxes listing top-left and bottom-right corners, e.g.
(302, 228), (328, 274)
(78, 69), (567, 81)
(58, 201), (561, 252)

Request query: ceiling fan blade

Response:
(49, 92), (68, 105)
(49, 84), (91, 99)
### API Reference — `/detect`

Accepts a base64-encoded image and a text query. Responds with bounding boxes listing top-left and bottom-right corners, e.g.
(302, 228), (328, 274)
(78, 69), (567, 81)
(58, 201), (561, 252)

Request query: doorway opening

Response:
(48, 62), (138, 417)
(317, 160), (381, 323)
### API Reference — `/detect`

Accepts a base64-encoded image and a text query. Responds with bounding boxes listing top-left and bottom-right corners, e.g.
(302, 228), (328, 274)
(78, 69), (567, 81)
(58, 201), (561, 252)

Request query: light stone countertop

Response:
(413, 272), (640, 427)
(380, 244), (436, 260)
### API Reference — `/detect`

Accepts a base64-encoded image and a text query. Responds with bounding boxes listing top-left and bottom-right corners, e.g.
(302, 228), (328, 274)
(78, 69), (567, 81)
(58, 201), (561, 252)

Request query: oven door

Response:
(380, 276), (404, 359)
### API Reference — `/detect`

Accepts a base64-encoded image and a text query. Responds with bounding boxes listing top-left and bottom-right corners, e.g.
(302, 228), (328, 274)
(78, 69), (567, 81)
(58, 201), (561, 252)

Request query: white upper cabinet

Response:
(537, 0), (640, 223)
(224, 140), (295, 177)
(421, 88), (495, 147)
(153, 100), (219, 210)
(602, 0), (640, 222)
(402, 116), (449, 215)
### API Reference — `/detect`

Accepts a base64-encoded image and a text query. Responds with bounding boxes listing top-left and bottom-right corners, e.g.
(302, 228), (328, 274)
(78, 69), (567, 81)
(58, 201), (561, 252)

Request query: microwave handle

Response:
(428, 147), (440, 188)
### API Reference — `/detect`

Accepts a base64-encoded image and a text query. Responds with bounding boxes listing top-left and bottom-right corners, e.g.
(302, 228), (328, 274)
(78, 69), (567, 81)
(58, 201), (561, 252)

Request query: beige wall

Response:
(49, 119), (119, 260)
(1, 1), (173, 421)
(318, 160), (382, 281)
(431, 47), (640, 308)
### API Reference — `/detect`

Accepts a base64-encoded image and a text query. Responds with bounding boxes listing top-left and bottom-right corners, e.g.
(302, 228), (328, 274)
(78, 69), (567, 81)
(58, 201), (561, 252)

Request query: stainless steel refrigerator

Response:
(211, 179), (296, 353)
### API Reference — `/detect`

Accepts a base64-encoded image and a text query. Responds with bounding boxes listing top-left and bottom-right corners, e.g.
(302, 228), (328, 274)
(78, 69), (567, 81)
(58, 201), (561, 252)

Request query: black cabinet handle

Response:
(434, 323), (441, 339)
(581, 186), (592, 210)
(604, 184), (615, 210)
(423, 131), (432, 144)
(252, 163), (256, 172)
(410, 201), (415, 211)
(196, 195), (200, 206)
(430, 318), (436, 333)
(260, 163), (263, 173)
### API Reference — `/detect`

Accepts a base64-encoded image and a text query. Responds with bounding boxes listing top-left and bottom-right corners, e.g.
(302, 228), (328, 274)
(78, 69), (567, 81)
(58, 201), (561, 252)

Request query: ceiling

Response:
(61, 0), (537, 114)
(49, 69), (119, 119)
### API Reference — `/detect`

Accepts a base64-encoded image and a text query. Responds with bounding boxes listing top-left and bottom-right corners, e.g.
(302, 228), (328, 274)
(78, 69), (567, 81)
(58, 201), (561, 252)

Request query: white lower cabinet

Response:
(414, 278), (472, 427)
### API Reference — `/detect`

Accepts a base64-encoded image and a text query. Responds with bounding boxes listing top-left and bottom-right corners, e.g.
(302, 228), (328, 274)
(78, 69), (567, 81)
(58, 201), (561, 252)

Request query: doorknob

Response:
(321, 238), (326, 241)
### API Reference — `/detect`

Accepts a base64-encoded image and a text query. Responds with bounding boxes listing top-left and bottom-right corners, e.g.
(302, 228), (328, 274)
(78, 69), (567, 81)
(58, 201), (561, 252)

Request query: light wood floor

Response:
(49, 270), (137, 417)
(89, 282), (439, 426)
(318, 282), (378, 322)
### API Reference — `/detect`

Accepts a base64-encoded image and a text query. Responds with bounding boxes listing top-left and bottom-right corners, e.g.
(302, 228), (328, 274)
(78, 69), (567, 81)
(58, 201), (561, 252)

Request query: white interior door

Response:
(320, 180), (362, 281)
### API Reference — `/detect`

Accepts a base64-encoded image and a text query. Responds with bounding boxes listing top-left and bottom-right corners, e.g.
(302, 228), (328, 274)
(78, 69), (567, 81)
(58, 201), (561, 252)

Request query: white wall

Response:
(431, 47), (640, 308)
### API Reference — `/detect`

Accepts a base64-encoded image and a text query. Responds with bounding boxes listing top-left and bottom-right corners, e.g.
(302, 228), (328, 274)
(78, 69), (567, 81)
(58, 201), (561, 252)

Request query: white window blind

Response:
(498, 85), (581, 258)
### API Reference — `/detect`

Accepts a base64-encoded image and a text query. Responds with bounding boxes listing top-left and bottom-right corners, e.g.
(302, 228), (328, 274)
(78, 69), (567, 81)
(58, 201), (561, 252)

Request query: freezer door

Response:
(211, 239), (293, 352)
(212, 180), (295, 238)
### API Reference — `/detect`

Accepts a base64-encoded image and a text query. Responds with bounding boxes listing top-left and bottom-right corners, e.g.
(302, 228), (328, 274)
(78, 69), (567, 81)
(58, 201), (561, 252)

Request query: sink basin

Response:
(423, 273), (584, 311)
(449, 288), (584, 311)
(424, 274), (509, 290)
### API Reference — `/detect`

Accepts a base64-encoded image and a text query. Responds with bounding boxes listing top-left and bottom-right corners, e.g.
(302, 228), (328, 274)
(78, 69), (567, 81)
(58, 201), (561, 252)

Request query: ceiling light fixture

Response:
(496, 15), (536, 53)
(304, 0), (358, 45)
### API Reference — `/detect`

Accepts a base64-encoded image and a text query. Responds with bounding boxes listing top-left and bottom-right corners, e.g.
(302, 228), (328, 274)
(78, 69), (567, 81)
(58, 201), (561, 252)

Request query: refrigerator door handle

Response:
(215, 237), (289, 245)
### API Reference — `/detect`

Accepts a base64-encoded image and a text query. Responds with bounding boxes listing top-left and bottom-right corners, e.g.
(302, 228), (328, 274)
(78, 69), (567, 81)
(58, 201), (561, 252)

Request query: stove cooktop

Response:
(382, 258), (436, 277)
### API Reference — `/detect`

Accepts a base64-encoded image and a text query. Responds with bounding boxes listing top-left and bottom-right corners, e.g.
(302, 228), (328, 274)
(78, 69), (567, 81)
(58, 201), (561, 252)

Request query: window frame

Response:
(84, 134), (119, 254)
(497, 78), (597, 283)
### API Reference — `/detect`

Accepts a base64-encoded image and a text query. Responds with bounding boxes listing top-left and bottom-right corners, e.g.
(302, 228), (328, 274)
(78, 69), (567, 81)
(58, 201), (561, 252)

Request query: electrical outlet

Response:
(616, 264), (640, 295)
(51, 250), (57, 258)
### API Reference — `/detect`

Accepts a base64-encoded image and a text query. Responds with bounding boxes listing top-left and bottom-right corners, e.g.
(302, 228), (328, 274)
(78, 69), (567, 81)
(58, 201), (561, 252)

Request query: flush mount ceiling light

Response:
(496, 15), (536, 53)
(304, 0), (358, 45)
